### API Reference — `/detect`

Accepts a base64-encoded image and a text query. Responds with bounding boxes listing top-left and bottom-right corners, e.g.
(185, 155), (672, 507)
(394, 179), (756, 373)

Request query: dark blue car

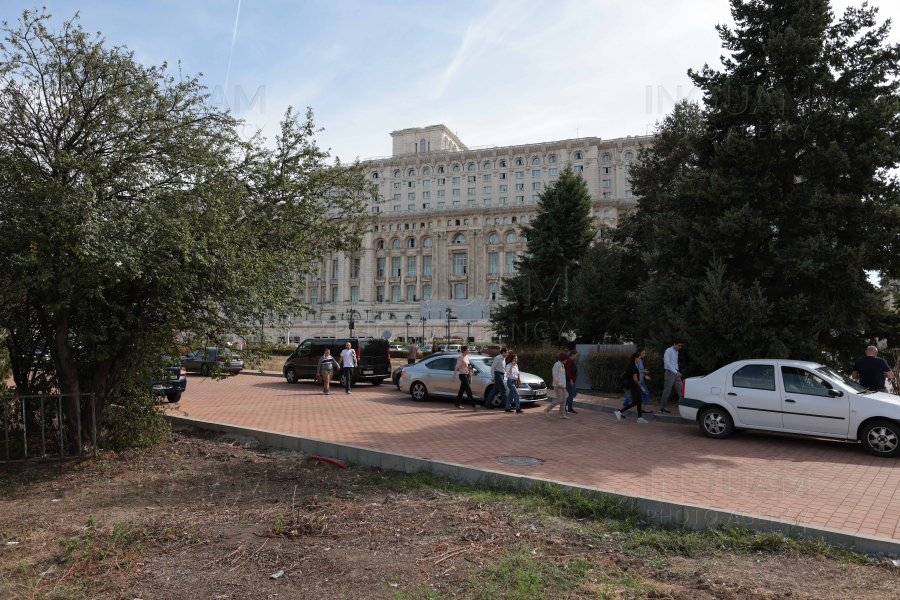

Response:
(152, 359), (187, 403)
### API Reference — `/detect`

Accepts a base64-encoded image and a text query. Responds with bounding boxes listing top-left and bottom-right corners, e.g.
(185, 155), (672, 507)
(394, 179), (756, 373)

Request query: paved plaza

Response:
(167, 372), (900, 542)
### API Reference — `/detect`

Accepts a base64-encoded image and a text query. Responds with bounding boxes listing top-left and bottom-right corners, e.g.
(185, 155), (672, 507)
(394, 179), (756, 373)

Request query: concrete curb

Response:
(571, 398), (693, 425)
(164, 413), (899, 556)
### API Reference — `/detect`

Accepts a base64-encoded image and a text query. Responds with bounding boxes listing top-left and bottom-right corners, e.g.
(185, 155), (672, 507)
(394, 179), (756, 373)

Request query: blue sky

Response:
(11, 0), (900, 162)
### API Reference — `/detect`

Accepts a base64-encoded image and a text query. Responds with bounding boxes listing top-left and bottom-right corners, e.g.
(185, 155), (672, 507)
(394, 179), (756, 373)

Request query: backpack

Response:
(619, 371), (629, 389)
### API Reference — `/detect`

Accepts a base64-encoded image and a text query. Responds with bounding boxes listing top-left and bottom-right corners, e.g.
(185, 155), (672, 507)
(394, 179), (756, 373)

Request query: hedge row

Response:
(581, 348), (663, 393)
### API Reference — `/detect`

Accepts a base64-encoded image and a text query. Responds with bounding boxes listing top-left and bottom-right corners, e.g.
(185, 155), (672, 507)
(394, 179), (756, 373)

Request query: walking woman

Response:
(451, 346), (478, 410)
(504, 353), (523, 413)
(616, 352), (649, 423)
(544, 352), (571, 419)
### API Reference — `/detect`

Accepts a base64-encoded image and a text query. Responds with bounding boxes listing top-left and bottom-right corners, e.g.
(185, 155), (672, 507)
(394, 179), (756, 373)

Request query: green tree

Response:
(569, 238), (631, 344)
(491, 164), (594, 344)
(626, 0), (900, 371)
(0, 10), (373, 447)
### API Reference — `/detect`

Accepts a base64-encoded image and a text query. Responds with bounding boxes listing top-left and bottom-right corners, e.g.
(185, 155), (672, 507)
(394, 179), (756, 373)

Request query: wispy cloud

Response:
(223, 0), (242, 92)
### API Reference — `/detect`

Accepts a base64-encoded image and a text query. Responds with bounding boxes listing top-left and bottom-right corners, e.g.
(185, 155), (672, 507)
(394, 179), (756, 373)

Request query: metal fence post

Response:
(59, 395), (64, 458)
(76, 396), (82, 457)
(22, 398), (27, 459)
(91, 394), (97, 457)
(41, 397), (46, 458)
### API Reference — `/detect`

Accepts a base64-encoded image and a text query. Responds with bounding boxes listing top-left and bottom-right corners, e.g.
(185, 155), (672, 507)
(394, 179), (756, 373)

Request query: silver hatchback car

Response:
(398, 353), (548, 407)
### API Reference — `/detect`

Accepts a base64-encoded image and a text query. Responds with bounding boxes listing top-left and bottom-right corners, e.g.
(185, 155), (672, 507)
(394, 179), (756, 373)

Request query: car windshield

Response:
(815, 366), (867, 393)
(469, 358), (493, 372)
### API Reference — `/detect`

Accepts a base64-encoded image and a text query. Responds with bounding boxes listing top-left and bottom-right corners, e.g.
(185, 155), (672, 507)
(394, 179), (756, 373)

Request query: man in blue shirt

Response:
(483, 348), (509, 408)
(660, 338), (683, 414)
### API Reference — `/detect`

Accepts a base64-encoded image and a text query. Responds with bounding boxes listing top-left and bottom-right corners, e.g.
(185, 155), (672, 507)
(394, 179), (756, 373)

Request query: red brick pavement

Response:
(168, 372), (900, 541)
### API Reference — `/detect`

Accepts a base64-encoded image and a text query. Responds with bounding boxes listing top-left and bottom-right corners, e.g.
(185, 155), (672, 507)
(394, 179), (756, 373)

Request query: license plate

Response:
(363, 370), (373, 375)
(153, 385), (167, 390)
(535, 390), (546, 396)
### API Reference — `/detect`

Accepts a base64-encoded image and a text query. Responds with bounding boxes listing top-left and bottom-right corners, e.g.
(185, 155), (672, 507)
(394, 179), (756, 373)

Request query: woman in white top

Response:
(504, 354), (522, 413)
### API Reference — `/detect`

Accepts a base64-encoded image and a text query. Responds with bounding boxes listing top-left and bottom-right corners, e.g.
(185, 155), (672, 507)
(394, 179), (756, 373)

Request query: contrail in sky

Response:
(223, 0), (242, 94)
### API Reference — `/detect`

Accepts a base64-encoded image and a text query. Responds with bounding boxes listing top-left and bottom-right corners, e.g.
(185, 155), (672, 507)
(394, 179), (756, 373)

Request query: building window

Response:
(407, 238), (417, 248)
(602, 154), (612, 162)
(467, 163), (476, 171)
(489, 252), (499, 273)
(407, 256), (417, 276)
(468, 199), (476, 205)
(532, 182), (541, 189)
(506, 233), (517, 243)
(603, 192), (612, 198)
(391, 257), (401, 277)
(601, 167), (611, 174)
(419, 139), (426, 152)
(467, 187), (475, 195)
(625, 190), (633, 197)
(408, 181), (415, 188)
(594, 210), (600, 218)
(548, 156), (557, 163)
(452, 164), (461, 172)
(503, 217), (508, 224)
(499, 185), (508, 192)
(423, 167), (431, 175)
(514, 184), (523, 191)
(332, 260), (339, 279)
(423, 180), (430, 187)
(437, 166), (445, 173)
(483, 198), (492, 205)
(532, 195), (540, 201)
(452, 189), (460, 196)
(515, 171), (524, 178)
(489, 233), (499, 244)
(423, 237), (433, 248)
(574, 152), (583, 160)
(453, 234), (466, 244)
(428, 221), (433, 228)
(604, 209), (611, 218)
(498, 197), (507, 203)
(602, 179), (612, 187)
(453, 177), (460, 184)
(483, 174), (492, 182)
(453, 283), (466, 299)
(437, 178), (445, 185)
(391, 285), (401, 302)
(422, 202), (431, 209)
(376, 286), (385, 302)
(376, 257), (385, 277)
(407, 285), (416, 302)
(532, 170), (540, 177)
(350, 286), (359, 302)
(453, 253), (467, 274)
(515, 158), (524, 166)
(331, 287), (338, 302)
(393, 194), (401, 200)
(499, 173), (507, 180)
(624, 165), (630, 172)
(372, 206), (380, 213)
(574, 165), (583, 172)
(505, 252), (517, 273)
(423, 255), (432, 276)
(467, 175), (476, 182)
(393, 182), (401, 189)
(422, 284), (432, 300)
(452, 200), (461, 207)
(625, 151), (634, 159)
(393, 205), (401, 212)
(483, 162), (492, 169)
(626, 179), (633, 185)
(394, 170), (401, 177)
(437, 190), (445, 197)
(310, 288), (318, 297)
(515, 196), (523, 202)
(392, 239), (401, 249)
(353, 258), (361, 278)
(372, 171), (380, 179)
(532, 157), (541, 165)
(483, 186), (491, 194)
(489, 282), (499, 300)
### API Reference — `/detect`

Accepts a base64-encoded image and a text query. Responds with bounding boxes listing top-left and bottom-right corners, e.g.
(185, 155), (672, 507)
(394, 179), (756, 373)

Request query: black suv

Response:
(283, 338), (391, 386)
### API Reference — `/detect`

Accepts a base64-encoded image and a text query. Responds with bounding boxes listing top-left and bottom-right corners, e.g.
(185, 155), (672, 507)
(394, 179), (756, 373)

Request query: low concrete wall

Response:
(164, 414), (899, 556)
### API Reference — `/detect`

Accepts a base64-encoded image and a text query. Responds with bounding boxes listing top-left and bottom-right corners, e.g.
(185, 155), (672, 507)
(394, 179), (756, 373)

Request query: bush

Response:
(509, 345), (569, 388)
(102, 391), (170, 452)
(582, 348), (664, 393)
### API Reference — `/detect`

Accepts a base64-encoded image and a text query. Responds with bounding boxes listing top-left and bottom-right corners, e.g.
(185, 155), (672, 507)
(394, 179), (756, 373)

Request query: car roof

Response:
(723, 359), (825, 370)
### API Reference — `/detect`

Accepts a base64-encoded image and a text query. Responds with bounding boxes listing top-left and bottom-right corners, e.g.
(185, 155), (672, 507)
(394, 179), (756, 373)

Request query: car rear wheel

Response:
(411, 382), (428, 401)
(698, 407), (734, 439)
(166, 392), (182, 403)
(485, 385), (504, 409)
(340, 371), (351, 389)
(200, 363), (210, 377)
(285, 367), (297, 384)
(370, 378), (384, 386)
(860, 419), (900, 458)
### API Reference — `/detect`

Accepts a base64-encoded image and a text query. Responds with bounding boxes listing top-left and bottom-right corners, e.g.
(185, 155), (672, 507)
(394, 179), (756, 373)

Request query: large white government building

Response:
(272, 124), (651, 344)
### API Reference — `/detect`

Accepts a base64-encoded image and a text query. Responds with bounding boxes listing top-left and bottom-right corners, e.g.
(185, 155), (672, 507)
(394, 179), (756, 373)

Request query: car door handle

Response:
(727, 392), (737, 396)
(785, 399), (796, 403)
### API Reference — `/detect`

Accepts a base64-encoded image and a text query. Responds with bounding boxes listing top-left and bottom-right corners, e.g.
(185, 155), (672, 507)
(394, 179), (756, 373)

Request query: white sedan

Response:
(681, 359), (900, 458)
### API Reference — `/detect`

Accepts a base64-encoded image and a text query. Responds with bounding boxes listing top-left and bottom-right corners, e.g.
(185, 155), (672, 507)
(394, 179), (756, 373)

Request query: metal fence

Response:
(2, 393), (97, 463)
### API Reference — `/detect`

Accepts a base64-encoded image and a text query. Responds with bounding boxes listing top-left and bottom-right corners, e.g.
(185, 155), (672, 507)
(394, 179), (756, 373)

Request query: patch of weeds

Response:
(0, 562), (88, 600)
(57, 516), (149, 579)
(466, 548), (590, 600)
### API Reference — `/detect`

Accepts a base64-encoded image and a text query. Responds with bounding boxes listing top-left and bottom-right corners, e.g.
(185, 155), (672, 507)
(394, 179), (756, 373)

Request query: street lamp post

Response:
(466, 321), (472, 344)
(420, 316), (426, 344)
(445, 307), (452, 342)
(405, 321), (410, 342)
(347, 308), (359, 338)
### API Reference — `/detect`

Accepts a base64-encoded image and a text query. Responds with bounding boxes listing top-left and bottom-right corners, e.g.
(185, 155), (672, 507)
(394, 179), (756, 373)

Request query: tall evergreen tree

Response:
(491, 165), (594, 344)
(628, 0), (900, 371)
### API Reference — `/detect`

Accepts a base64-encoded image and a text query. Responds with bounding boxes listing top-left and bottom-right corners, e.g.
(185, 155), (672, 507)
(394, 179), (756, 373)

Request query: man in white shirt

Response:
(660, 338), (683, 413)
(339, 342), (357, 394)
(483, 348), (509, 408)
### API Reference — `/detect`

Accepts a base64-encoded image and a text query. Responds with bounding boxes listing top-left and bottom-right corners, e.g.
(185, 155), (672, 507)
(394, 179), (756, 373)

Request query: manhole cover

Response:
(496, 456), (543, 466)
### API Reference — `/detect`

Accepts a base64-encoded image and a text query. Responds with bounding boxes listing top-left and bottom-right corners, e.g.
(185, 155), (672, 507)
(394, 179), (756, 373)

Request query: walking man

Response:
(852, 346), (895, 393)
(622, 347), (652, 413)
(616, 352), (649, 423)
(544, 352), (570, 419)
(483, 347), (509, 408)
(316, 348), (340, 395)
(339, 342), (357, 394)
(565, 351), (579, 414)
(407, 341), (418, 365)
(660, 338), (683, 414)
(451, 346), (478, 409)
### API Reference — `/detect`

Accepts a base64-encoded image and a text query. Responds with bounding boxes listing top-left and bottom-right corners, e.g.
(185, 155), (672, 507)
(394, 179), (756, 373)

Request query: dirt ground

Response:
(1, 429), (898, 600)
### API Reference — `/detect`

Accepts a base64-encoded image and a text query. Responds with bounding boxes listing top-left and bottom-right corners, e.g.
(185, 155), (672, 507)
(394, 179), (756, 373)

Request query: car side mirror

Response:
(828, 389), (844, 398)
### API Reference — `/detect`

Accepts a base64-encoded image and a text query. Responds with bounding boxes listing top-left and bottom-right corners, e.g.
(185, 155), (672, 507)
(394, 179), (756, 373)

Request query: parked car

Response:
(389, 344), (406, 352)
(392, 351), (449, 388)
(181, 347), (244, 376)
(283, 338), (391, 386)
(398, 352), (547, 407)
(681, 359), (900, 458)
(484, 344), (503, 356)
(152, 358), (187, 403)
(445, 344), (463, 352)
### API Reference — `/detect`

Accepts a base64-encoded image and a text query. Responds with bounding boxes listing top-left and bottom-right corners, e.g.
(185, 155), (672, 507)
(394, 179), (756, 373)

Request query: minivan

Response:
(283, 338), (391, 386)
